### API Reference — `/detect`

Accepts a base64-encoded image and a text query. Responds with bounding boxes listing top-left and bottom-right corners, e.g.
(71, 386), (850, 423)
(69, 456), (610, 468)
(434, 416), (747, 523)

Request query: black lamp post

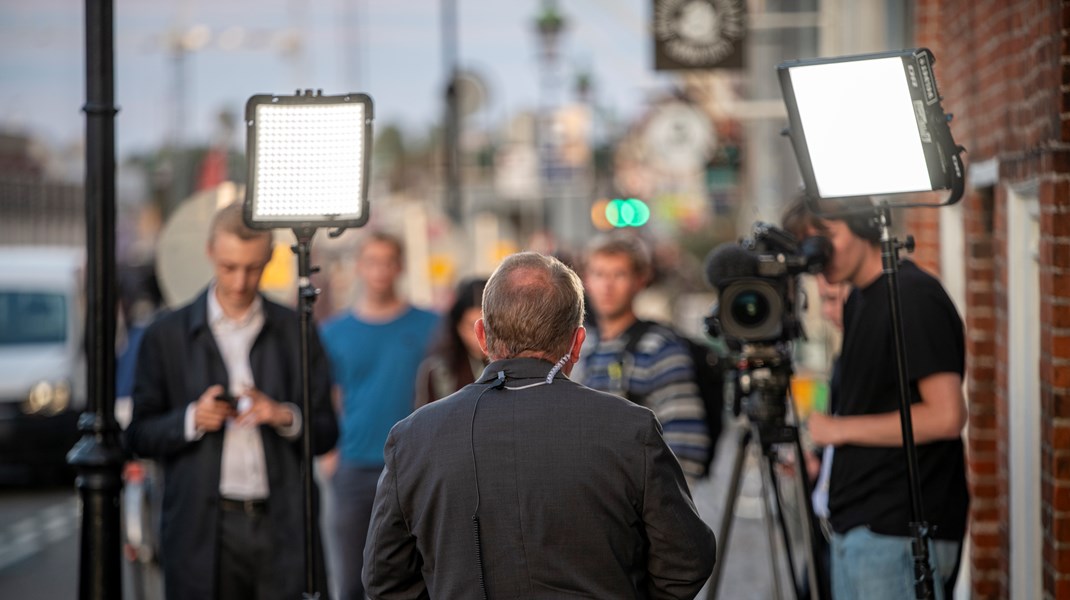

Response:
(67, 1), (125, 599)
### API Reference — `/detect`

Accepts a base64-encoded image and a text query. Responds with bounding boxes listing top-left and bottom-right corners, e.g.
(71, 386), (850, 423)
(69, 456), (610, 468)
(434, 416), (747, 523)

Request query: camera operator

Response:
(789, 197), (968, 600)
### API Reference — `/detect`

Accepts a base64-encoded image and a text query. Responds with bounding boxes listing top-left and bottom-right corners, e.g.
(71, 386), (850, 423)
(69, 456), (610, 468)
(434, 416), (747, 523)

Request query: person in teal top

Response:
(319, 231), (438, 600)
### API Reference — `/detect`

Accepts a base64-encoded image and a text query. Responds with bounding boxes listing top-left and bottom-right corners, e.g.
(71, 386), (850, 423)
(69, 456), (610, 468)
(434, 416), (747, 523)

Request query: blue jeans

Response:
(830, 526), (961, 600)
(331, 461), (385, 600)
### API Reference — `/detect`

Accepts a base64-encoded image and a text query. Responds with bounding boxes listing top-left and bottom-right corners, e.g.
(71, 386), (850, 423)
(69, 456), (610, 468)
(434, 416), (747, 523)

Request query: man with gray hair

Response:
(362, 251), (716, 599)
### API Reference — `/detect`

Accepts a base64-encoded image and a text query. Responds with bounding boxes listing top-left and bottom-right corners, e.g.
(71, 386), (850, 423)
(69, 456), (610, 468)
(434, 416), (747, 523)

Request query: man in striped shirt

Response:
(573, 233), (712, 483)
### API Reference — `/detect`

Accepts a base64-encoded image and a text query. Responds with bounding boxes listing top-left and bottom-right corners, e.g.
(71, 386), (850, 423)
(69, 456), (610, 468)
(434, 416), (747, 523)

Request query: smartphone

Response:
(215, 392), (238, 408)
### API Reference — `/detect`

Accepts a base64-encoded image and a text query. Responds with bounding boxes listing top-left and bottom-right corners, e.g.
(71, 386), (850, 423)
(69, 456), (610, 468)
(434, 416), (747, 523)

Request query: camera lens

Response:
(730, 291), (769, 326)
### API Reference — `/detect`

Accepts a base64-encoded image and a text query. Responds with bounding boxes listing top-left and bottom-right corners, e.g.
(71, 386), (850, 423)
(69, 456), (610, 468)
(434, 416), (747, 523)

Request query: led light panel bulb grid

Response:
(253, 103), (365, 218)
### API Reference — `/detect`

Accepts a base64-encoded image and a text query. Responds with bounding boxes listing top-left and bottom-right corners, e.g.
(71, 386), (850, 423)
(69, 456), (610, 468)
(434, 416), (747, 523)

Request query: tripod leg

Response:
(758, 448), (788, 600)
(704, 425), (752, 600)
(791, 397), (830, 598)
(763, 451), (801, 600)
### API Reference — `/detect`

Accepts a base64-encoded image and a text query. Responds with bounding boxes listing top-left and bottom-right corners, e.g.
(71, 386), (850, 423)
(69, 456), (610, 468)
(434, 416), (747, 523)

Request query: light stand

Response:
(873, 203), (933, 600)
(294, 227), (320, 598)
(777, 48), (967, 600)
(243, 90), (373, 599)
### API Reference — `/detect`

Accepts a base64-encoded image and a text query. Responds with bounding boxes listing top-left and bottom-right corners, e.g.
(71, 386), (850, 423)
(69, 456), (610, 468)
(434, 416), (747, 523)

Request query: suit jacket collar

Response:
(186, 288), (211, 335)
(476, 357), (569, 386)
(187, 287), (275, 336)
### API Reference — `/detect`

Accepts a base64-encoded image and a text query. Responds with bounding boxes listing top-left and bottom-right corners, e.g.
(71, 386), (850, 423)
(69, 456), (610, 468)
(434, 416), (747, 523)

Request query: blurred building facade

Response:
(0, 133), (85, 247)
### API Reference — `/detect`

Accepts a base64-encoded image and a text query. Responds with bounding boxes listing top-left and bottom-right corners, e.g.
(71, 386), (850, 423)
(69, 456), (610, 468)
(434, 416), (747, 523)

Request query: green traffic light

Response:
(606, 198), (649, 227)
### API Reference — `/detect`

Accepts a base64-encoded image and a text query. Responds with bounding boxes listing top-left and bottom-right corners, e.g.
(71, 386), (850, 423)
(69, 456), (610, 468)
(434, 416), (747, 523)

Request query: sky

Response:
(0, 0), (675, 160)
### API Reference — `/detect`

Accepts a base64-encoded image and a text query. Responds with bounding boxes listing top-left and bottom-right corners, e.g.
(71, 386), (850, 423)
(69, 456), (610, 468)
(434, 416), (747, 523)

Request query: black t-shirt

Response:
(828, 260), (969, 541)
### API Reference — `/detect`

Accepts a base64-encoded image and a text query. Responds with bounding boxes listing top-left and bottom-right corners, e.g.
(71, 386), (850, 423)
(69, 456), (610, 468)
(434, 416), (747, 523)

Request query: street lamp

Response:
(777, 48), (965, 600)
(534, 1), (566, 63)
(532, 0), (567, 234)
(243, 89), (373, 599)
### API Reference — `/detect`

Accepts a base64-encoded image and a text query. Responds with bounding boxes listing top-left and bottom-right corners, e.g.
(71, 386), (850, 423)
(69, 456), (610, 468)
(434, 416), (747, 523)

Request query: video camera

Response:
(705, 222), (831, 346)
(703, 222), (831, 440)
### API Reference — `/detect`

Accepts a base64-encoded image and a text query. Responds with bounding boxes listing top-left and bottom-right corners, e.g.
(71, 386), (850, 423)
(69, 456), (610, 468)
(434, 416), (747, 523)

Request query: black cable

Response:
(470, 371), (505, 600)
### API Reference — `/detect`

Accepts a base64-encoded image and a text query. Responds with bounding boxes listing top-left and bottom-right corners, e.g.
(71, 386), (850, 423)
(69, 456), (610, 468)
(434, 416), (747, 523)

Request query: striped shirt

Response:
(575, 322), (711, 479)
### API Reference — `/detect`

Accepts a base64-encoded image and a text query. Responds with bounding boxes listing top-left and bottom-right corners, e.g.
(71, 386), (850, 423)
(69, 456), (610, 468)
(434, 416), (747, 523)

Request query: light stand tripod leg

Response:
(705, 425), (753, 599)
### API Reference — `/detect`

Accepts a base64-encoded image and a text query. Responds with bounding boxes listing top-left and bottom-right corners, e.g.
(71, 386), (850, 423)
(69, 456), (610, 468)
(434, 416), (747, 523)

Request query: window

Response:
(0, 291), (68, 345)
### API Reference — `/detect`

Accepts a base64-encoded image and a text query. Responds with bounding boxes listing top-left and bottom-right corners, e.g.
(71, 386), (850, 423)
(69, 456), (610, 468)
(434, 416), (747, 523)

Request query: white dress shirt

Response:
(184, 286), (300, 500)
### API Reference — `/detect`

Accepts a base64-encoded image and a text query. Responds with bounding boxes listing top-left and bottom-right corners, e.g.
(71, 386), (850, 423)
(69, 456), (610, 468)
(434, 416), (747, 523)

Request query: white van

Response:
(0, 246), (85, 481)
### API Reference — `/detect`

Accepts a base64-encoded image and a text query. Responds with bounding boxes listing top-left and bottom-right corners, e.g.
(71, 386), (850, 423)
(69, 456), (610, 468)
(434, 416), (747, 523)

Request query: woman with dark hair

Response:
(414, 277), (488, 408)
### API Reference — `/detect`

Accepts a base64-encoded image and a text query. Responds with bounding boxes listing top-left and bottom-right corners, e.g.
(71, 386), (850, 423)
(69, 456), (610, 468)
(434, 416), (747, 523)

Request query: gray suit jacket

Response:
(363, 357), (716, 599)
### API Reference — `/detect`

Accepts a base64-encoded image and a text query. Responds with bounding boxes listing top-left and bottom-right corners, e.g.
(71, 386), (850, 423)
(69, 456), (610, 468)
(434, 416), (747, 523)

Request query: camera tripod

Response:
(704, 358), (828, 600)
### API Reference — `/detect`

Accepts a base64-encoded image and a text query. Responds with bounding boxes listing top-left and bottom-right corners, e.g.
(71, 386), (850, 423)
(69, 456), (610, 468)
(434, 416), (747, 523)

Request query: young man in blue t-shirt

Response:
(319, 231), (438, 600)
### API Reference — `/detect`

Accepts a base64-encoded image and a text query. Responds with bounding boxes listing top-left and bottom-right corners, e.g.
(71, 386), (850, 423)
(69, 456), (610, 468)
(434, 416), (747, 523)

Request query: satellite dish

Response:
(156, 182), (296, 309)
(454, 70), (488, 118)
(155, 184), (240, 308)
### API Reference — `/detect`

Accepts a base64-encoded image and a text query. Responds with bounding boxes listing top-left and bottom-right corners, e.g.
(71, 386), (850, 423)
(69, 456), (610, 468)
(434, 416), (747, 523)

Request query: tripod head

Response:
(732, 344), (798, 447)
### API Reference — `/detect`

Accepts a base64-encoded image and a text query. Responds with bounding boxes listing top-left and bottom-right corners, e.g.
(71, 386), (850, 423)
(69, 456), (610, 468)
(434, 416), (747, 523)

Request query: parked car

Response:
(0, 246), (85, 482)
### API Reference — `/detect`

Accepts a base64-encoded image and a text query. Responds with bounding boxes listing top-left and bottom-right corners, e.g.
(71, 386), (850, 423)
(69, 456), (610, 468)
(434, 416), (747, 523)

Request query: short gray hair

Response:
(481, 252), (585, 360)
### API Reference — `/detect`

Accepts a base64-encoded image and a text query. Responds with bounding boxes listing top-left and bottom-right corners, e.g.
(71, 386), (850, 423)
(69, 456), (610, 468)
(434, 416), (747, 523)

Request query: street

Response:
(0, 485), (79, 599)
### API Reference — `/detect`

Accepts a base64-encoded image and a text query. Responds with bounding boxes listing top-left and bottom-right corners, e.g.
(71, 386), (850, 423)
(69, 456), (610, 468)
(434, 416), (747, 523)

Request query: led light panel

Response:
(786, 57), (931, 197)
(778, 49), (963, 206)
(244, 93), (373, 229)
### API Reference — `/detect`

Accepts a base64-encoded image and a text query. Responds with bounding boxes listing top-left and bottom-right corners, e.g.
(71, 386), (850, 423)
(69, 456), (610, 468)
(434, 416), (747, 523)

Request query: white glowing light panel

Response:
(786, 57), (933, 198)
(251, 102), (365, 221)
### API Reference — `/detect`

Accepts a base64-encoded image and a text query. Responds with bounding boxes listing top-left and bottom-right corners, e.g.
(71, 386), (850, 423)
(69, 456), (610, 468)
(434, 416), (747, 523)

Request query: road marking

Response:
(0, 498), (79, 571)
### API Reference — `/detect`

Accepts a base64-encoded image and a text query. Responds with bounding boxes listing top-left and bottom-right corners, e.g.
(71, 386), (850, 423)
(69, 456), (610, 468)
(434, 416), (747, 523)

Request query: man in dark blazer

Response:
(124, 202), (337, 600)
(363, 252), (716, 599)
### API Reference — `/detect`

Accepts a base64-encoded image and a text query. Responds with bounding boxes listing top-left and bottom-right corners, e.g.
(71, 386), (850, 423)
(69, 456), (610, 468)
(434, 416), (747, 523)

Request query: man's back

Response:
(364, 358), (716, 599)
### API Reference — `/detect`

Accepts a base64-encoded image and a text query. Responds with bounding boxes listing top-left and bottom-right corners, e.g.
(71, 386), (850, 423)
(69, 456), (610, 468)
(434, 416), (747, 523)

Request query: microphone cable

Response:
(470, 370), (506, 600)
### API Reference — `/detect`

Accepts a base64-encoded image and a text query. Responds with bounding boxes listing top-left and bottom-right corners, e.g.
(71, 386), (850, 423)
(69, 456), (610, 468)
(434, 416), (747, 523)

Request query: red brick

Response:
(1054, 577), (1070, 600)
(1045, 423), (1070, 448)
(1052, 483), (1070, 511)
(971, 436), (999, 453)
(1053, 367), (1070, 392)
(1050, 335), (1070, 360)
(1057, 453), (1070, 479)
(970, 458), (1000, 476)
(972, 412), (998, 430)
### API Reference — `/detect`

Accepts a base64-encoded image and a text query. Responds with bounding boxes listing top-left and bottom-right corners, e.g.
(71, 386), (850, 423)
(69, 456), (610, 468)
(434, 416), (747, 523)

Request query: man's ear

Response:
(475, 318), (489, 356)
(569, 326), (586, 365)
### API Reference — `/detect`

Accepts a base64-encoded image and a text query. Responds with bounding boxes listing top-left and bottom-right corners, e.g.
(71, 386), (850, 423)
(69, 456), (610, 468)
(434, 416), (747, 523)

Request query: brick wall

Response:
(913, 0), (1070, 598)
